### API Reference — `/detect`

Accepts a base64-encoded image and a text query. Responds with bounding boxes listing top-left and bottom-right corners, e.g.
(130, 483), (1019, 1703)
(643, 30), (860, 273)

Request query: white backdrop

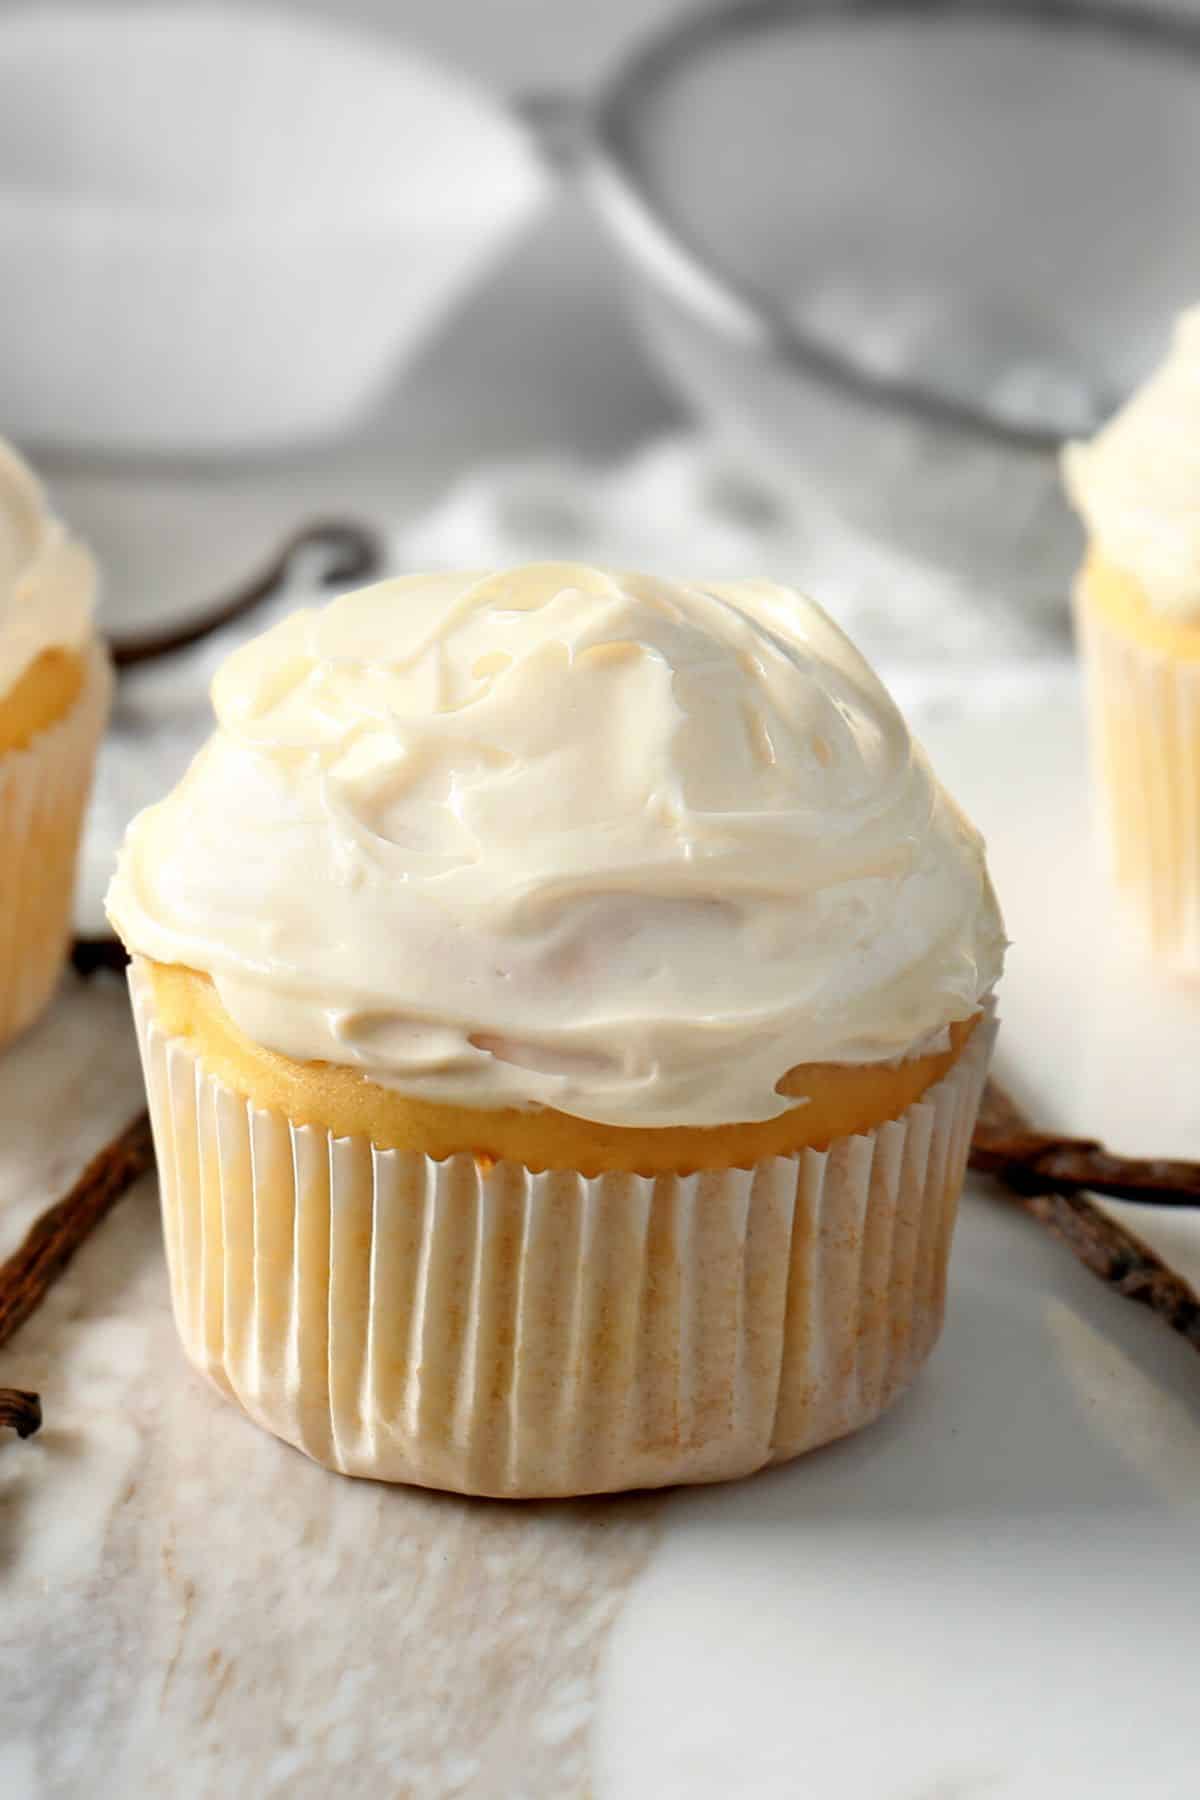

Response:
(15, 0), (688, 88)
(20, 0), (1200, 89)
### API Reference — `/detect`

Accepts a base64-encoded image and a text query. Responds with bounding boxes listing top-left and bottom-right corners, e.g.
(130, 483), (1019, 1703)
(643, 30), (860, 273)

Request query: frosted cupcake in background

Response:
(1064, 310), (1200, 969)
(0, 441), (111, 1048)
(107, 564), (1004, 1498)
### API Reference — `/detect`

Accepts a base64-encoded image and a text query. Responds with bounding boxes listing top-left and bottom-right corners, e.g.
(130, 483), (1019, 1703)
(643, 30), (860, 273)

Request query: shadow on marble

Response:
(593, 1189), (1200, 1800)
(678, 1193), (1200, 1536)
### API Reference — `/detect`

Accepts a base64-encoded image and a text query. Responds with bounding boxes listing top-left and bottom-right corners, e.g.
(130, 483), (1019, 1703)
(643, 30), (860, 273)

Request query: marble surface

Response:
(4, 672), (1200, 1797)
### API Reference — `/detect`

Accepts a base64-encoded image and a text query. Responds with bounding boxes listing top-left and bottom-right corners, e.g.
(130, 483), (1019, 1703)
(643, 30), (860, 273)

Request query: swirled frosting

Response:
(106, 564), (1004, 1127)
(1064, 308), (1200, 618)
(0, 438), (95, 702)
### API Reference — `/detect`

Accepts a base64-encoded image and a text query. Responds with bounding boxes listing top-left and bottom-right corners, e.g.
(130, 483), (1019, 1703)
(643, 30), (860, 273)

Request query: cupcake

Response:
(1064, 309), (1200, 969)
(106, 564), (1003, 1497)
(0, 440), (111, 1048)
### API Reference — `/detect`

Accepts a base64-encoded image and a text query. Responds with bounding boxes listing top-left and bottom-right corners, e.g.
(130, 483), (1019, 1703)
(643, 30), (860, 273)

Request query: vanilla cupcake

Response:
(0, 441), (110, 1047)
(107, 564), (1003, 1497)
(1065, 310), (1200, 968)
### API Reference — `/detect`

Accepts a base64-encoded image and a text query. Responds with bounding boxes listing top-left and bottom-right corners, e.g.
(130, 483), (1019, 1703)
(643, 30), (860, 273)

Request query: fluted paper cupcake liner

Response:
(0, 645), (112, 1048)
(130, 964), (995, 1498)
(1077, 592), (1200, 971)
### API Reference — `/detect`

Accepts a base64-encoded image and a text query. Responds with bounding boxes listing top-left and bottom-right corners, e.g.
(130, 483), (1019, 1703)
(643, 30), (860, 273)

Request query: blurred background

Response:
(6, 0), (1200, 903)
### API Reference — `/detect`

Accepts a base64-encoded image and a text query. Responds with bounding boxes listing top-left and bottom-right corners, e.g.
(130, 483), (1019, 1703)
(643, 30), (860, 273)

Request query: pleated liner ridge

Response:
(0, 644), (112, 1048)
(130, 964), (995, 1498)
(1078, 596), (1200, 971)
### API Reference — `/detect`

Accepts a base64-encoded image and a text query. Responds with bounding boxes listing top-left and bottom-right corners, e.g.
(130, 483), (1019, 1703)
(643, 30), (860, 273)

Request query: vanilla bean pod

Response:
(0, 1113), (155, 1437)
(971, 1080), (1200, 1352)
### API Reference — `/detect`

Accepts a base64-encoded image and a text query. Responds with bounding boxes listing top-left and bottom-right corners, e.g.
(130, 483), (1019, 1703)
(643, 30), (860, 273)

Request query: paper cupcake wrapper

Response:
(0, 645), (112, 1048)
(130, 965), (995, 1498)
(1077, 590), (1200, 971)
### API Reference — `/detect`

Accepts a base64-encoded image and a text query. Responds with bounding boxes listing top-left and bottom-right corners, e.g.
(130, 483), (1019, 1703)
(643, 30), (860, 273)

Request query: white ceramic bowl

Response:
(0, 3), (547, 454)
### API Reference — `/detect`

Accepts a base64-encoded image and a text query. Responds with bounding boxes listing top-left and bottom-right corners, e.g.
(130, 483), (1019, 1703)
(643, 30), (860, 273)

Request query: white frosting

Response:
(0, 439), (95, 702)
(106, 564), (1004, 1128)
(1064, 308), (1200, 618)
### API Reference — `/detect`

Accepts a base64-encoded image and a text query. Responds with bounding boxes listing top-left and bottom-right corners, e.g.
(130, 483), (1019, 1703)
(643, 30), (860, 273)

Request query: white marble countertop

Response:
(5, 671), (1200, 1799)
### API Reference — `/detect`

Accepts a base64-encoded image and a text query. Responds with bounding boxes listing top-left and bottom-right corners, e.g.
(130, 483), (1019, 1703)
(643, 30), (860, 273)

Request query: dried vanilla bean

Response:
(971, 1083), (1200, 1209)
(0, 1112), (154, 1354)
(0, 1388), (42, 1438)
(971, 1080), (1200, 1353)
(70, 935), (129, 978)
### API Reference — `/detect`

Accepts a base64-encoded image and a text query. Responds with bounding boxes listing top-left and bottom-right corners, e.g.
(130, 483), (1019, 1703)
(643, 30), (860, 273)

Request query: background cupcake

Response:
(0, 440), (111, 1048)
(1064, 309), (1200, 970)
(107, 563), (1004, 1498)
